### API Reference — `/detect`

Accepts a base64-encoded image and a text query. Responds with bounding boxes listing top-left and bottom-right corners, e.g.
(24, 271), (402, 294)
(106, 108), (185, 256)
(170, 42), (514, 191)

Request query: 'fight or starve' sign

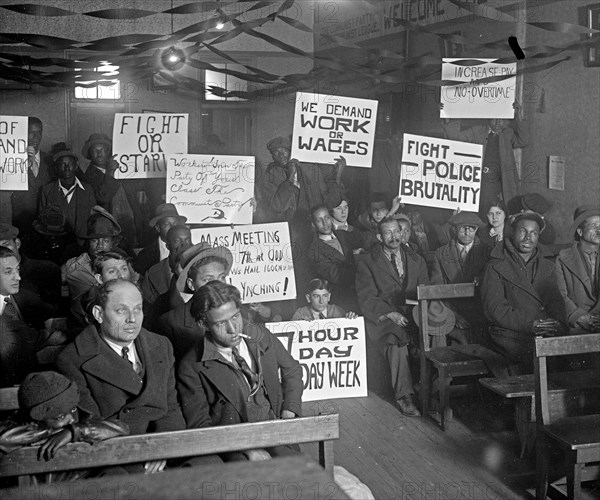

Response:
(291, 93), (378, 168)
(0, 116), (28, 191)
(166, 154), (255, 225)
(190, 222), (296, 303)
(400, 133), (483, 212)
(440, 58), (517, 119)
(267, 317), (368, 402)
(112, 113), (188, 179)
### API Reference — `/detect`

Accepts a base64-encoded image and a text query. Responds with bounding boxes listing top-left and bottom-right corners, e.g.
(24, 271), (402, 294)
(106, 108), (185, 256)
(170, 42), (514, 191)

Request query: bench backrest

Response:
(0, 413), (339, 479)
(0, 386), (19, 412)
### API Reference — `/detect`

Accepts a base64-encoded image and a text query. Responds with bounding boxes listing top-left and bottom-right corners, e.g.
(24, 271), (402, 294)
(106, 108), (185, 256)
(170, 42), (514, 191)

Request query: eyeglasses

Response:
(457, 226), (477, 233)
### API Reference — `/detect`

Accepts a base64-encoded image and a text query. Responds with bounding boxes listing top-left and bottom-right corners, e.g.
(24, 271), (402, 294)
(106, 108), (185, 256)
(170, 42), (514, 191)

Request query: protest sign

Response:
(291, 93), (377, 168)
(400, 133), (483, 212)
(167, 154), (255, 225)
(440, 58), (517, 119)
(190, 222), (296, 303)
(0, 116), (28, 191)
(112, 113), (188, 179)
(267, 317), (368, 402)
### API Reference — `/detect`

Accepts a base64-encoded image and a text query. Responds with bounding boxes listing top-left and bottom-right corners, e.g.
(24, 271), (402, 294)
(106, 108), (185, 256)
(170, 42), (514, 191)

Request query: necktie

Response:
(390, 253), (403, 278)
(29, 156), (39, 178)
(459, 246), (469, 265)
(319, 313), (326, 319)
(2, 297), (20, 321)
(63, 184), (76, 201)
(232, 346), (258, 390)
(122, 346), (132, 364)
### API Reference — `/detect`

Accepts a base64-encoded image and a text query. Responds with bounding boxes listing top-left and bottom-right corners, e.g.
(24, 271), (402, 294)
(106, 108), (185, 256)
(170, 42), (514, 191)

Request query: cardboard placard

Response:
(112, 113), (188, 179)
(267, 317), (368, 402)
(291, 93), (377, 168)
(0, 116), (28, 191)
(400, 133), (483, 211)
(167, 154), (255, 225)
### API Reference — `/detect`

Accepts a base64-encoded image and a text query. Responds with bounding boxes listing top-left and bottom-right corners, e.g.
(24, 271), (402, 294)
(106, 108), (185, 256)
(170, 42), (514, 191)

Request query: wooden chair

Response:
(534, 333), (600, 500)
(417, 283), (492, 430)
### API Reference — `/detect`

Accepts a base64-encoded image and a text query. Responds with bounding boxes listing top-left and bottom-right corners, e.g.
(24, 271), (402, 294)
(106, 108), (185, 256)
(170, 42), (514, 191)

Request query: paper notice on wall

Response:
(548, 155), (565, 191)
(0, 116), (28, 191)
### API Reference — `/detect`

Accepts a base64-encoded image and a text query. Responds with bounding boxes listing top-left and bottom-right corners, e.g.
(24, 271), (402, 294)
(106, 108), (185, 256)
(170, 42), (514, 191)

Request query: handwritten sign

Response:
(0, 116), (28, 191)
(190, 222), (296, 303)
(400, 133), (483, 211)
(440, 59), (517, 119)
(112, 113), (188, 179)
(291, 93), (377, 168)
(267, 317), (368, 402)
(167, 154), (255, 225)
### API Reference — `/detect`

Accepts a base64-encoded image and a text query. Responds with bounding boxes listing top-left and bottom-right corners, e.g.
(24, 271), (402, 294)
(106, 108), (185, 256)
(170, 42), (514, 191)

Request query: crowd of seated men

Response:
(0, 117), (598, 480)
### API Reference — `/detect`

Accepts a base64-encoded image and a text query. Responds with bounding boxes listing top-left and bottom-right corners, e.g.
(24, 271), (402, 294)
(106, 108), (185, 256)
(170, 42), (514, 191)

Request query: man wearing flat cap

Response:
(39, 146), (97, 240)
(481, 210), (566, 374)
(554, 205), (600, 332)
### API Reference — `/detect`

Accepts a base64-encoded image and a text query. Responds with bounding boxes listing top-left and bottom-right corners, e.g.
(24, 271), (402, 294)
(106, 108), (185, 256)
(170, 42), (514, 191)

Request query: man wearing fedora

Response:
(481, 211), (567, 374)
(39, 147), (97, 241)
(555, 205), (600, 332)
(134, 204), (187, 276)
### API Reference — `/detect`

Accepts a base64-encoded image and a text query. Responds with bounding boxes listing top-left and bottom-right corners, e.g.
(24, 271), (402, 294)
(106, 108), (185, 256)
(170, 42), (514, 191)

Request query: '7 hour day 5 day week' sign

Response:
(291, 93), (378, 168)
(0, 115), (28, 191)
(167, 154), (255, 225)
(400, 133), (483, 212)
(440, 58), (517, 119)
(112, 113), (188, 179)
(190, 222), (296, 303)
(267, 317), (368, 402)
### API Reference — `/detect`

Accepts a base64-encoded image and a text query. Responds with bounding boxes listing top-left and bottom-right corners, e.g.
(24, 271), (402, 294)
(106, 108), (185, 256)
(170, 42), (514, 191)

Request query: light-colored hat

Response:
(176, 243), (234, 294)
(412, 300), (456, 337)
(148, 203), (187, 228)
(81, 133), (111, 160)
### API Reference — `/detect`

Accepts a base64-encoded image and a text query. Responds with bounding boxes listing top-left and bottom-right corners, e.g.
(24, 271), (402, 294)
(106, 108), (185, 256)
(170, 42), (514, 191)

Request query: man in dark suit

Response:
(554, 205), (600, 332)
(356, 217), (430, 417)
(56, 279), (186, 473)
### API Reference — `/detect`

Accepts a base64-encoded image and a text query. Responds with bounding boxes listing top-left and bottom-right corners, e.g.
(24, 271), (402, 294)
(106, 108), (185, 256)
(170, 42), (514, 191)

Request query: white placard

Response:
(548, 155), (565, 191)
(267, 317), (368, 402)
(291, 93), (377, 168)
(167, 154), (254, 224)
(191, 222), (296, 303)
(112, 113), (188, 179)
(440, 58), (517, 119)
(400, 133), (483, 212)
(0, 116), (28, 191)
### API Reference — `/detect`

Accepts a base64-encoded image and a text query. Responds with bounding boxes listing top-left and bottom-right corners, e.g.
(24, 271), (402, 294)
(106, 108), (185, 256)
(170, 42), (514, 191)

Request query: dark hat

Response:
(448, 211), (485, 228)
(81, 205), (121, 239)
(509, 210), (546, 232)
(19, 371), (79, 421)
(81, 133), (112, 160)
(149, 203), (187, 228)
(324, 191), (349, 211)
(0, 223), (19, 241)
(53, 149), (79, 164)
(570, 205), (600, 237)
(176, 243), (234, 294)
(412, 300), (456, 337)
(538, 220), (556, 245)
(266, 136), (291, 152)
(33, 205), (69, 236)
(521, 193), (552, 214)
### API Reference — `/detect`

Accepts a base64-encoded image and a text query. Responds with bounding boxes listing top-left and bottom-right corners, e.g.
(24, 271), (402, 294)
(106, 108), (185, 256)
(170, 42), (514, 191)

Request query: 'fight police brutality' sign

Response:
(0, 116), (28, 191)
(440, 58), (517, 119)
(268, 317), (368, 402)
(400, 133), (483, 212)
(113, 113), (188, 179)
(291, 93), (377, 168)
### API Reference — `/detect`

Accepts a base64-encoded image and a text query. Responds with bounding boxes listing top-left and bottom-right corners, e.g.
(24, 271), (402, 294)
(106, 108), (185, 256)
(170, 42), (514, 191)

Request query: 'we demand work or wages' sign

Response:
(291, 93), (378, 168)
(267, 317), (368, 402)
(400, 133), (483, 212)
(0, 116), (28, 191)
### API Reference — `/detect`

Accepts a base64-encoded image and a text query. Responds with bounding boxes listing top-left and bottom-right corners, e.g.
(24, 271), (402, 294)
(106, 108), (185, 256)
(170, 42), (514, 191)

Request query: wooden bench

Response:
(0, 386), (19, 412)
(0, 414), (339, 484)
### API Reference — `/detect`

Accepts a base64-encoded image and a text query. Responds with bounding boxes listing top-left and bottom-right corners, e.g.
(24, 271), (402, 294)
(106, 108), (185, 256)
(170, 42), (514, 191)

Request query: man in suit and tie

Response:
(356, 216), (430, 417)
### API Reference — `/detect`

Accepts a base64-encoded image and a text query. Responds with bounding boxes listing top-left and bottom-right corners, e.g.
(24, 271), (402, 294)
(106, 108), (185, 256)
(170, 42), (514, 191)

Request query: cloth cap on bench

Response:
(19, 371), (79, 421)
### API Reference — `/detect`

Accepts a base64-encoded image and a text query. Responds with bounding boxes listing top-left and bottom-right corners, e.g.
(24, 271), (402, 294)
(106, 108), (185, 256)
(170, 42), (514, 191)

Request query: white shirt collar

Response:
(456, 241), (474, 252)
(59, 177), (85, 193)
(0, 294), (10, 315)
(158, 237), (169, 261)
(332, 220), (348, 231)
(318, 233), (336, 241)
(215, 339), (255, 371)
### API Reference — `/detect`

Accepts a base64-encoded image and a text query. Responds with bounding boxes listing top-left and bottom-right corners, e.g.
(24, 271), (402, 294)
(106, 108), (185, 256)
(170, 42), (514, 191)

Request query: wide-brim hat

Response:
(80, 205), (122, 239)
(149, 203), (187, 227)
(570, 205), (600, 237)
(412, 300), (456, 337)
(52, 149), (79, 164)
(521, 193), (552, 214)
(176, 243), (234, 294)
(33, 205), (69, 236)
(509, 210), (546, 233)
(19, 371), (79, 421)
(0, 223), (19, 241)
(448, 211), (485, 228)
(267, 136), (291, 152)
(81, 133), (112, 160)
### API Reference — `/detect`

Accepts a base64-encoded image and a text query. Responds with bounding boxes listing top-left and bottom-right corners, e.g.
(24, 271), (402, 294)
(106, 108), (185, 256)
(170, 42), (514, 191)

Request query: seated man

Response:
(177, 281), (303, 461)
(356, 193), (402, 250)
(56, 279), (188, 474)
(291, 278), (357, 321)
(356, 217), (429, 417)
(481, 211), (566, 374)
(555, 205), (600, 332)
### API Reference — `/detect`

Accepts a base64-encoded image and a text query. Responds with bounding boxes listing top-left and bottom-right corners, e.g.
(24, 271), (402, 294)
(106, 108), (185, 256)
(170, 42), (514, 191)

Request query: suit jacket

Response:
(157, 301), (201, 361)
(77, 165), (120, 210)
(39, 180), (97, 238)
(56, 324), (185, 435)
(133, 239), (161, 276)
(177, 322), (303, 429)
(291, 304), (347, 321)
(555, 243), (600, 328)
(355, 244), (429, 344)
(141, 258), (172, 305)
(19, 254), (62, 308)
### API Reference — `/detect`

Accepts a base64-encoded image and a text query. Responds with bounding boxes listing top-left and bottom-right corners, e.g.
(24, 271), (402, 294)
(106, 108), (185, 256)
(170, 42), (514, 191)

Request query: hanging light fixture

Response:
(161, 46), (186, 70)
(215, 0), (226, 30)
